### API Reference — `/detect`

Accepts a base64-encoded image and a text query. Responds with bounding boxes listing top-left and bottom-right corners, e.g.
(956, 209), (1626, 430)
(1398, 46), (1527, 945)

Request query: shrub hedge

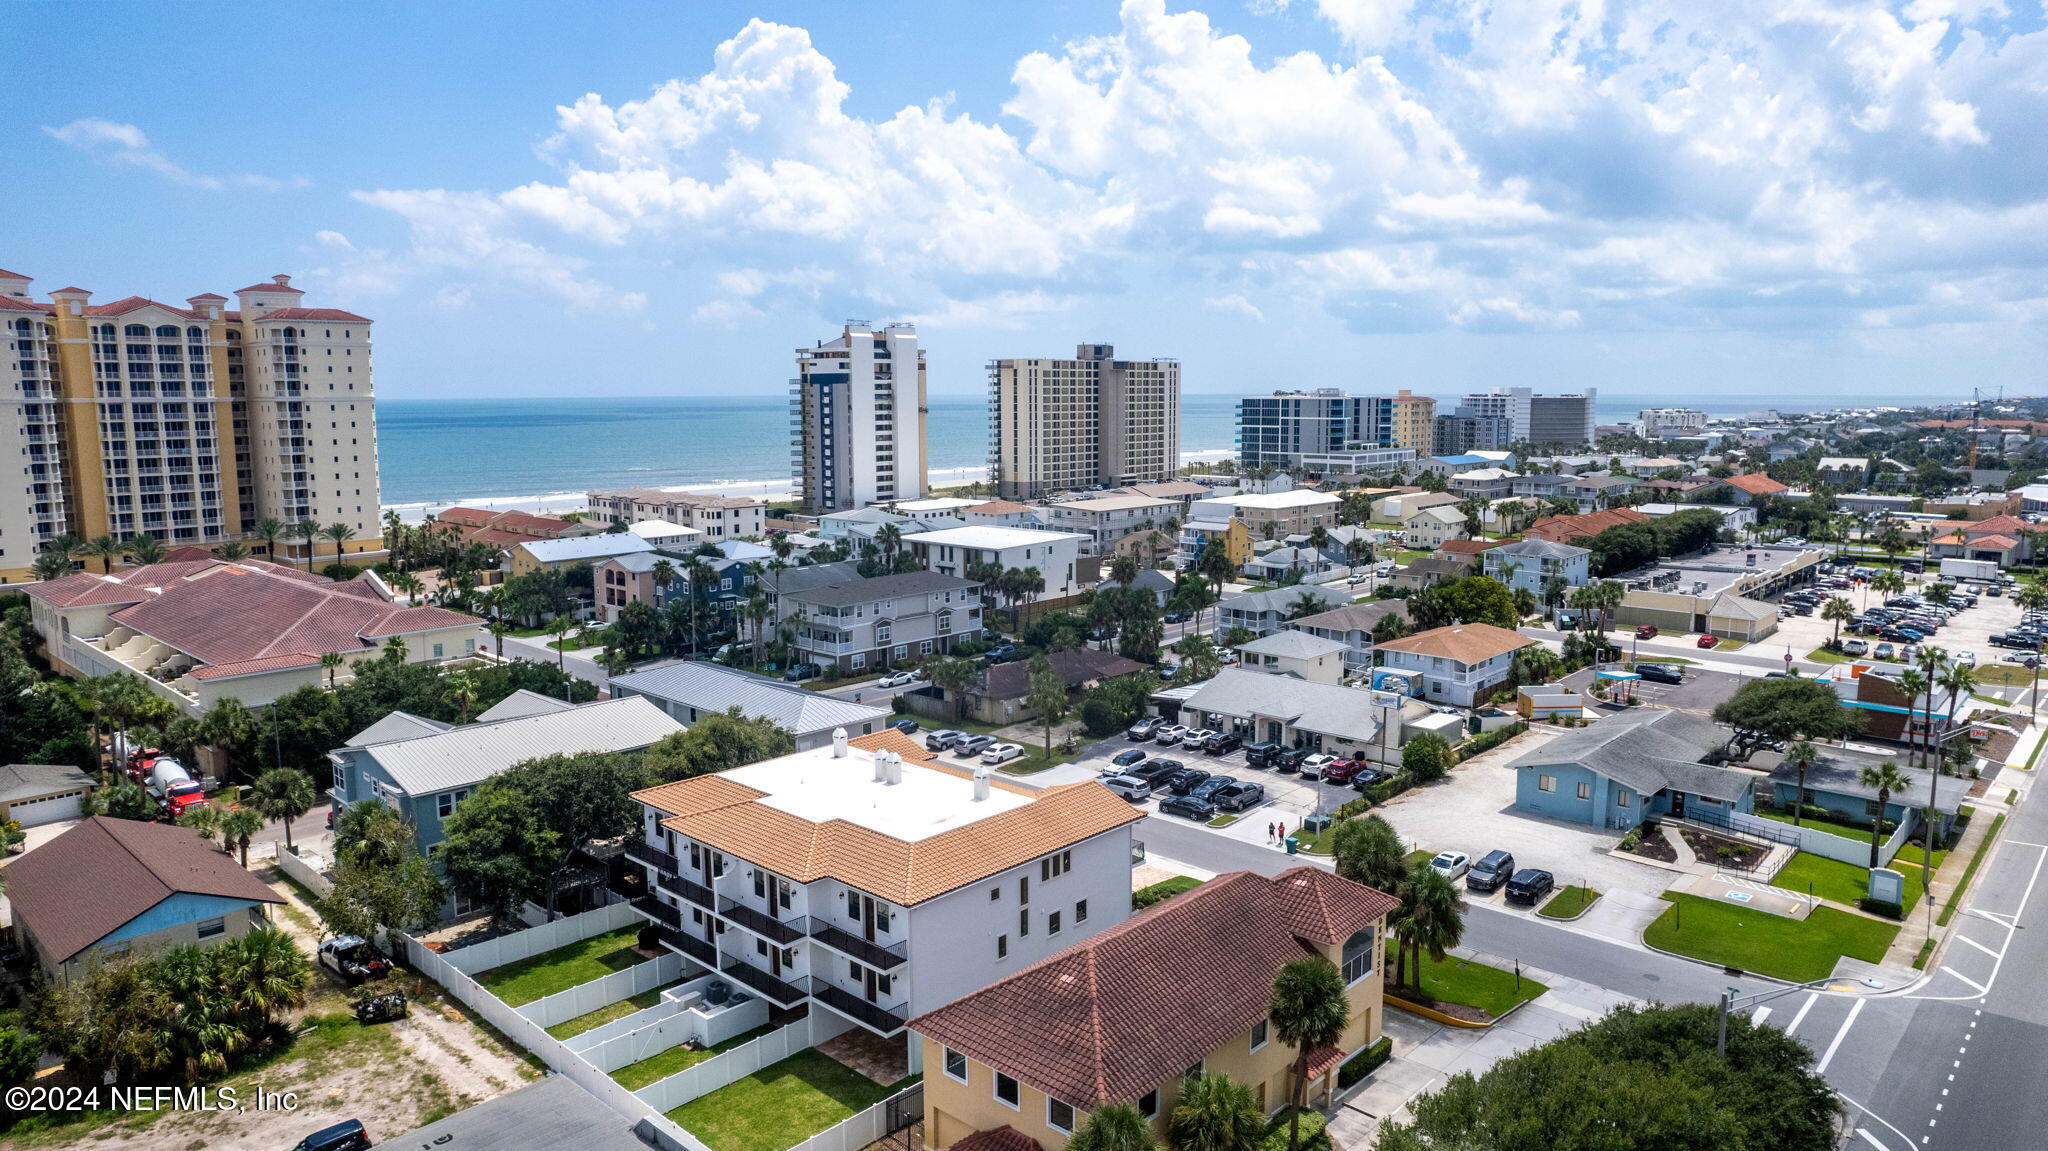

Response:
(1338, 1036), (1395, 1088)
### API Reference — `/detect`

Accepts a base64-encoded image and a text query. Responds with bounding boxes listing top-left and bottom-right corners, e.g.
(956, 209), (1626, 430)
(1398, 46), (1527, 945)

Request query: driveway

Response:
(1370, 726), (1679, 901)
(1559, 665), (1748, 714)
(1041, 733), (1364, 843)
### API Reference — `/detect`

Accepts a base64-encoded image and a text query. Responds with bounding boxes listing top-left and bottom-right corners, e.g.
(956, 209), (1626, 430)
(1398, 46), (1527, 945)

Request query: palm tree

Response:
(1394, 863), (1466, 990)
(742, 587), (773, 666)
(545, 614), (574, 670)
(223, 927), (310, 1029)
(84, 534), (123, 573)
(1822, 595), (1855, 647)
(1286, 591), (1325, 621)
(30, 548), (72, 582)
(1781, 741), (1819, 827)
(596, 645), (631, 677)
(926, 655), (982, 722)
(249, 767), (317, 850)
(488, 617), (512, 659)
(1109, 553), (1140, 588)
(1170, 1074), (1264, 1151)
(124, 533), (165, 566)
(220, 806), (263, 867)
(382, 635), (408, 662)
(875, 522), (904, 567)
(1859, 761), (1912, 867)
(251, 517), (285, 563)
(1268, 958), (1350, 1151)
(651, 558), (677, 605)
(293, 518), (322, 573)
(446, 671), (479, 724)
(214, 539), (250, 560)
(1065, 1102), (1156, 1151)
(1895, 667), (1930, 770)
(319, 651), (345, 690)
(321, 522), (357, 569)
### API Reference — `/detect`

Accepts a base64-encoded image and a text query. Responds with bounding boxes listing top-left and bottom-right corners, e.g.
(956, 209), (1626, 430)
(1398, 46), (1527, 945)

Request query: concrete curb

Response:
(1534, 890), (1603, 922)
(1384, 993), (1492, 1030)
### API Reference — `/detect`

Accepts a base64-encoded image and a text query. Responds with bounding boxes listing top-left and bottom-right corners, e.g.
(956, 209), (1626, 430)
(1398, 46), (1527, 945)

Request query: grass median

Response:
(1402, 953), (1547, 1019)
(1537, 886), (1601, 919)
(1643, 892), (1898, 982)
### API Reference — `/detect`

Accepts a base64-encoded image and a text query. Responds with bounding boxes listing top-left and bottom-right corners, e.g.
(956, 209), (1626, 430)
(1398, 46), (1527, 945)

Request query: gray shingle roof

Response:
(764, 561), (864, 597)
(1236, 631), (1349, 659)
(1510, 710), (1752, 802)
(1764, 746), (1970, 813)
(1488, 538), (1590, 561)
(1287, 600), (1411, 635)
(355, 697), (683, 795)
(0, 763), (95, 804)
(608, 661), (891, 738)
(1708, 593), (1779, 621)
(782, 569), (976, 607)
(1180, 669), (1383, 740)
(1224, 586), (1339, 616)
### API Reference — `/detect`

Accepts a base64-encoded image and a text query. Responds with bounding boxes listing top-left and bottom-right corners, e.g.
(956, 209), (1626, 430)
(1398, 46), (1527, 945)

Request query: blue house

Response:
(1765, 747), (1968, 839)
(1512, 709), (1754, 830)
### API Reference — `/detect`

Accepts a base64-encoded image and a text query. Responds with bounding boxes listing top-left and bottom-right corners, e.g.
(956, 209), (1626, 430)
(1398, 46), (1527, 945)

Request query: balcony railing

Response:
(810, 923), (908, 971)
(720, 957), (814, 1006)
(625, 839), (678, 874)
(656, 925), (719, 967)
(813, 982), (910, 1035)
(631, 896), (680, 929)
(717, 896), (811, 945)
(660, 872), (717, 911)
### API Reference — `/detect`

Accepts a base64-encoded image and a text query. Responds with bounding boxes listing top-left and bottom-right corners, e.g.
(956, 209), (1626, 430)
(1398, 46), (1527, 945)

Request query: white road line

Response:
(1817, 997), (1866, 1074)
(1942, 966), (1991, 995)
(1911, 842), (2048, 1001)
(1956, 934), (2002, 959)
(1786, 992), (1818, 1036)
(1857, 1130), (1889, 1149)
(1752, 1006), (1772, 1025)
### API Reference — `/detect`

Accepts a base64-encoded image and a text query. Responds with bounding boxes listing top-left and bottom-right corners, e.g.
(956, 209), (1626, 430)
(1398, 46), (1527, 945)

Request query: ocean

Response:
(374, 392), (1931, 513)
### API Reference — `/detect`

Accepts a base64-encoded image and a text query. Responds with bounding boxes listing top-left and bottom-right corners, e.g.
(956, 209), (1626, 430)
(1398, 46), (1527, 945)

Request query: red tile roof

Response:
(84, 295), (207, 319)
(0, 295), (51, 312)
(259, 307), (371, 322)
(950, 1129), (1042, 1151)
(185, 652), (325, 680)
(1966, 515), (2031, 536)
(909, 869), (1396, 1107)
(0, 268), (29, 279)
(1724, 473), (1789, 496)
(3, 817), (283, 964)
(236, 280), (303, 294)
(1523, 507), (1649, 543)
(188, 292), (227, 302)
(1436, 538), (1504, 555)
(1959, 534), (2020, 550)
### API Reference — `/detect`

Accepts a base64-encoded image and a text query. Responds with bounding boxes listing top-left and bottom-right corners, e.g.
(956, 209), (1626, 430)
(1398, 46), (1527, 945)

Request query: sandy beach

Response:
(382, 449), (1237, 522)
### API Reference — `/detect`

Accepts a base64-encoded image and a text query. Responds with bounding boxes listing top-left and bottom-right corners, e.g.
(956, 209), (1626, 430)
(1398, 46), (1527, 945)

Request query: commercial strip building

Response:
(24, 558), (477, 714)
(989, 345), (1179, 500)
(792, 323), (928, 514)
(626, 731), (1145, 1052)
(585, 488), (768, 540)
(1, 270), (384, 582)
(910, 868), (1396, 1151)
(1608, 543), (1823, 640)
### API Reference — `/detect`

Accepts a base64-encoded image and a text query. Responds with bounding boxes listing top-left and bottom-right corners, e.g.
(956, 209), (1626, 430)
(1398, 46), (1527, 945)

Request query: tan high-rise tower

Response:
(0, 270), (383, 583)
(988, 344), (1179, 500)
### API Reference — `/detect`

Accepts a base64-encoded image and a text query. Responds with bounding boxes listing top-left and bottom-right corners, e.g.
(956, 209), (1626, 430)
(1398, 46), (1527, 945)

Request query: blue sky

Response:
(8, 0), (2047, 401)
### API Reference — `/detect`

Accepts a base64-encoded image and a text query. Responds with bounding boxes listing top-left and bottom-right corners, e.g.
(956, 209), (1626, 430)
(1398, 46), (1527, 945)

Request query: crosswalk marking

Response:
(1785, 992), (1818, 1037)
(1941, 966), (1990, 995)
(1817, 997), (1866, 1074)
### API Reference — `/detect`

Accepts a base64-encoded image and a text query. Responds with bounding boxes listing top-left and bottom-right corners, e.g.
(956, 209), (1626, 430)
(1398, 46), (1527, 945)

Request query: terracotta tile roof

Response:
(849, 728), (939, 764)
(186, 652), (325, 680)
(1724, 473), (1789, 496)
(258, 307), (371, 322)
(0, 295), (52, 312)
(949, 1128), (1042, 1151)
(187, 292), (227, 302)
(1960, 533), (2020, 550)
(1436, 538), (1504, 555)
(434, 507), (586, 539)
(1304, 1045), (1348, 1080)
(162, 546), (218, 562)
(1967, 515), (2031, 535)
(2, 817), (283, 964)
(25, 559), (308, 607)
(84, 295), (207, 319)
(1523, 507), (1650, 543)
(964, 500), (1035, 515)
(1375, 622), (1534, 664)
(236, 280), (304, 294)
(0, 268), (29, 279)
(631, 757), (1141, 907)
(909, 869), (1396, 1107)
(434, 507), (501, 527)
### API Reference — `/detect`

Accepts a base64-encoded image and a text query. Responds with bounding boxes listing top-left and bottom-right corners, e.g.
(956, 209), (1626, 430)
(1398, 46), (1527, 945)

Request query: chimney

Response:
(833, 727), (849, 758)
(972, 764), (991, 802)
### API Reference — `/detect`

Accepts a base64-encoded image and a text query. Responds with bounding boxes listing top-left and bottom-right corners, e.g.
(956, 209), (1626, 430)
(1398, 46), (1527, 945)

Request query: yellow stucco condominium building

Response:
(0, 269), (383, 583)
(909, 867), (1397, 1151)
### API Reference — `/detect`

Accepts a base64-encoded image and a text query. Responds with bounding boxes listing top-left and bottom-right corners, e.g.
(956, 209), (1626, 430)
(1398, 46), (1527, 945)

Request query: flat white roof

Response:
(1056, 494), (1177, 513)
(906, 526), (1087, 548)
(723, 746), (1032, 842)
(891, 497), (982, 513)
(1206, 490), (1341, 510)
(627, 519), (702, 537)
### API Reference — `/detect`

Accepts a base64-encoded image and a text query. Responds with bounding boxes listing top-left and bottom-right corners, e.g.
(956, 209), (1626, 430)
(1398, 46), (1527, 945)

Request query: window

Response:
(1616, 790), (1632, 807)
(1575, 781), (1590, 800)
(1137, 1091), (1159, 1119)
(1184, 1061), (1204, 1081)
(990, 886), (1001, 901)
(1537, 774), (1556, 793)
(1250, 1018), (1269, 1052)
(1040, 850), (1073, 880)
(1048, 1099), (1075, 1133)
(1075, 899), (1088, 924)
(996, 934), (1008, 959)
(1019, 908), (1030, 937)
(1048, 910), (1062, 936)
(196, 916), (227, 940)
(1865, 799), (1883, 816)
(1341, 927), (1374, 983)
(995, 1073), (1020, 1108)
(943, 1048), (969, 1083)
(1019, 876), (1029, 903)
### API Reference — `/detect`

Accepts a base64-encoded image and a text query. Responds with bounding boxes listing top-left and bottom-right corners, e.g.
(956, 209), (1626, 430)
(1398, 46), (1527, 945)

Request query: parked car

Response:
(1635, 625), (1659, 639)
(1183, 728), (1218, 747)
(1320, 758), (1366, 785)
(1212, 781), (1267, 812)
(1429, 851), (1471, 881)
(1110, 748), (1150, 771)
(1131, 759), (1184, 788)
(925, 729), (965, 750)
(981, 743), (1025, 766)
(1696, 634), (1720, 649)
(317, 937), (392, 984)
(1103, 775), (1154, 802)
(888, 718), (919, 735)
(1466, 850), (1516, 894)
(955, 734), (997, 757)
(877, 670), (920, 688)
(291, 1121), (372, 1151)
(1348, 765), (1394, 790)
(1299, 753), (1338, 779)
(1153, 724), (1190, 746)
(1164, 610), (1193, 624)
(1272, 747), (1310, 775)
(1126, 717), (1163, 740)
(781, 663), (823, 682)
(1159, 793), (1217, 820)
(1504, 868), (1556, 905)
(1190, 775), (1235, 803)
(1243, 741), (1283, 769)
(1956, 650), (1978, 668)
(1841, 639), (1869, 656)
(1874, 642), (1896, 661)
(1201, 731), (1243, 755)
(1160, 768), (1207, 795)
(1635, 663), (1683, 685)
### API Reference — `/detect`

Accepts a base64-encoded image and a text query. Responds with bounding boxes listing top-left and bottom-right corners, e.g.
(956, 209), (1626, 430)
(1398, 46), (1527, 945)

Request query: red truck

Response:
(146, 757), (208, 817)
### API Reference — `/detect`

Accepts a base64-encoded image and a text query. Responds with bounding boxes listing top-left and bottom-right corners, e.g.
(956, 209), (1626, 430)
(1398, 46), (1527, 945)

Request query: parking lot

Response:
(1560, 665), (1749, 713)
(1763, 572), (2026, 668)
(1024, 732), (1375, 842)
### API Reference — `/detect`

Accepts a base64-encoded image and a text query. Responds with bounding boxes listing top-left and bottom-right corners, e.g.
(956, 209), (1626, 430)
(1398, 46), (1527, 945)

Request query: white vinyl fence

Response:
(635, 1008), (851, 1112)
(274, 843), (334, 896)
(579, 990), (771, 1073)
(1722, 808), (1918, 868)
(786, 1082), (924, 1151)
(517, 951), (686, 1029)
(441, 901), (641, 975)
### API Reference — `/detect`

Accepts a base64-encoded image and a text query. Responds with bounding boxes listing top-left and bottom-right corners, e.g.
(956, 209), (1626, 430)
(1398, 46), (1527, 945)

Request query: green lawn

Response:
(1537, 886), (1601, 920)
(663, 1050), (915, 1151)
(1405, 848), (1436, 867)
(1644, 892), (1900, 982)
(610, 1024), (778, 1090)
(1756, 808), (1890, 843)
(1805, 647), (1854, 664)
(1973, 663), (2036, 687)
(546, 984), (676, 1040)
(1410, 953), (1547, 1018)
(1134, 875), (1203, 909)
(998, 743), (1079, 776)
(1771, 852), (1926, 910)
(1208, 813), (1242, 827)
(475, 926), (653, 1007)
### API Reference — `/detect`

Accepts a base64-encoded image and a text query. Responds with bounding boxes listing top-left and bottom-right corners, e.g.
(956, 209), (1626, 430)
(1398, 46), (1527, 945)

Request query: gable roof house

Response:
(1511, 709), (1759, 830)
(608, 661), (893, 750)
(1285, 601), (1413, 674)
(1721, 473), (1791, 504)
(1373, 623), (1537, 708)
(943, 648), (1147, 725)
(3, 817), (285, 979)
(909, 868), (1398, 1151)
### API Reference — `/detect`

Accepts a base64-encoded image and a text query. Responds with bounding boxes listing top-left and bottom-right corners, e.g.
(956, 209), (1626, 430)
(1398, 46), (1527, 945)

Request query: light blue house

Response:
(1511, 710), (1753, 830)
(1481, 538), (1590, 597)
(1765, 747), (1967, 839)
(329, 692), (684, 860)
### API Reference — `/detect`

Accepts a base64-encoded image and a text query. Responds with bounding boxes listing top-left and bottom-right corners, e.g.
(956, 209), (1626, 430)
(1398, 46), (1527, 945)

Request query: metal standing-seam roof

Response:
(1179, 668), (1383, 740)
(1235, 630), (1350, 660)
(353, 697), (682, 796)
(608, 661), (891, 738)
(513, 534), (656, 564)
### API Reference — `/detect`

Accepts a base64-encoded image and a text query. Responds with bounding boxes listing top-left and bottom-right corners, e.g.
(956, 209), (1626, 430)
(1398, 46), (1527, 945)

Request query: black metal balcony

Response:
(810, 923), (908, 971)
(660, 873), (717, 911)
(814, 982), (910, 1036)
(717, 896), (810, 945)
(720, 957), (814, 1006)
(625, 839), (678, 874)
(656, 925), (719, 967)
(631, 896), (680, 929)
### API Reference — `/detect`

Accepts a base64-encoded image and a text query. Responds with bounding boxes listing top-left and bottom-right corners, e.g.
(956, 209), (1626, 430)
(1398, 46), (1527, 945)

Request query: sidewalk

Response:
(1882, 773), (2014, 969)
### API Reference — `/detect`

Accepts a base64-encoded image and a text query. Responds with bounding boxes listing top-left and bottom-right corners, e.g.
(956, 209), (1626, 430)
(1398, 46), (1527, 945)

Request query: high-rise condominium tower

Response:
(791, 322), (928, 514)
(1237, 388), (1432, 469)
(989, 344), (1179, 500)
(0, 270), (382, 583)
(1455, 386), (1597, 448)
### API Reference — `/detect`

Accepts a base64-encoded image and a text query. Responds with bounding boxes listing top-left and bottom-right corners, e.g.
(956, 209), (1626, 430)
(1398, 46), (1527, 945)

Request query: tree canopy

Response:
(1710, 675), (1864, 750)
(1406, 577), (1519, 630)
(642, 709), (795, 784)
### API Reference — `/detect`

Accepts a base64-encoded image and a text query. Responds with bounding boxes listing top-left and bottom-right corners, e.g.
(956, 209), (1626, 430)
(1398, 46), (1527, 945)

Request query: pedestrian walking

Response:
(1266, 822), (1275, 844)
(1277, 822), (1287, 845)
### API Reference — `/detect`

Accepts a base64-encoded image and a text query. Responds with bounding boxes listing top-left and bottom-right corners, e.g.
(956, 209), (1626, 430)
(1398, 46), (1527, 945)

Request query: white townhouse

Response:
(905, 526), (1089, 598)
(1373, 623), (1537, 708)
(1040, 494), (1180, 556)
(625, 730), (1143, 1065)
